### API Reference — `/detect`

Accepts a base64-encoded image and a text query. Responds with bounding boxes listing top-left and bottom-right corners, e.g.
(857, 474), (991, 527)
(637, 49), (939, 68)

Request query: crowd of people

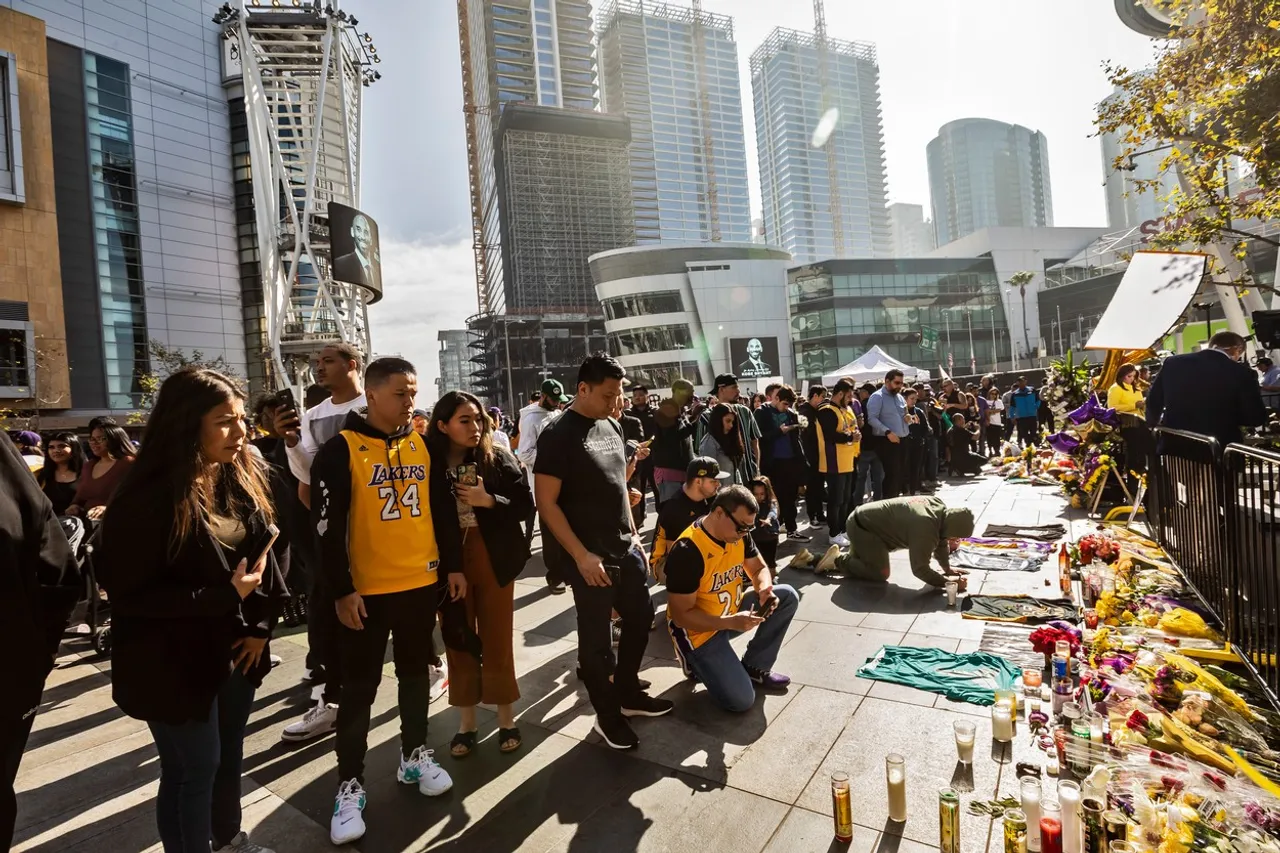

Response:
(21, 338), (1248, 852)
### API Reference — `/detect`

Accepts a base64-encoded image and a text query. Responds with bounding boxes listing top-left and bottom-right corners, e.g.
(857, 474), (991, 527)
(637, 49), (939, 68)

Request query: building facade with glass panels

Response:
(927, 118), (1054, 247)
(464, 0), (598, 315)
(590, 243), (793, 390)
(750, 28), (891, 265)
(789, 258), (1013, 383)
(597, 0), (752, 244)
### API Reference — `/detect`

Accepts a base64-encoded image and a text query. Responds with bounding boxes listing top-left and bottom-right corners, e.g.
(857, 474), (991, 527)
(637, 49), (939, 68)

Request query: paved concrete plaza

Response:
(14, 474), (1090, 853)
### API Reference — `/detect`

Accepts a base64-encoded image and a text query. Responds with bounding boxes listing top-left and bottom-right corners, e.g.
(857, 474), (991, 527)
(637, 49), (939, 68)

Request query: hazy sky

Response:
(354, 0), (1158, 400)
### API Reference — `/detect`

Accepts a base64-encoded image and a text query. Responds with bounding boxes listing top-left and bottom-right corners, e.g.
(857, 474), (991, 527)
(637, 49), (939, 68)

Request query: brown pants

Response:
(446, 530), (519, 707)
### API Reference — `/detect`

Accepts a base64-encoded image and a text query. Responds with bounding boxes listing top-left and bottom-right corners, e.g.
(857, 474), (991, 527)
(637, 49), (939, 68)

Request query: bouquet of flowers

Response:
(1078, 532), (1121, 564)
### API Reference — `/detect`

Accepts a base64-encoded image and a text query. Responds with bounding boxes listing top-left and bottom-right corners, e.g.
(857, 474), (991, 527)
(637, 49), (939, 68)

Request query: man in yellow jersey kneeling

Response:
(312, 357), (466, 846)
(665, 485), (799, 713)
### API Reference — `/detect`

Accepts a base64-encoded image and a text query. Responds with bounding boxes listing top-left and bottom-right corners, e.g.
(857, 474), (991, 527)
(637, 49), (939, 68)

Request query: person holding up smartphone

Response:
(664, 485), (798, 713)
(427, 391), (533, 758)
(97, 367), (288, 853)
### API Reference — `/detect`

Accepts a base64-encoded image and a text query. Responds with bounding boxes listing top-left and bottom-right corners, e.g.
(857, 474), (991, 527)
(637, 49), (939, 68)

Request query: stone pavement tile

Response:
(908, 609), (987, 642)
(796, 698), (1002, 853)
(23, 680), (145, 767)
(762, 807), (882, 853)
(727, 685), (862, 804)
(771, 623), (905, 695)
(13, 777), (160, 853)
(511, 582), (578, 636)
(559, 771), (791, 853)
(865, 635), (960, 708)
(229, 782), (333, 853)
(14, 727), (157, 840)
(784, 571), (872, 628)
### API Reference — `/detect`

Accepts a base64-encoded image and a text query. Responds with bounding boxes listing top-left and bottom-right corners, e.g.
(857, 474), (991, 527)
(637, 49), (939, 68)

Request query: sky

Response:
(353, 0), (1160, 402)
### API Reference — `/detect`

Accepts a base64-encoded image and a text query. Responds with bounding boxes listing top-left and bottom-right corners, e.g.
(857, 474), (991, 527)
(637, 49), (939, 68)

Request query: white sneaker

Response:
(397, 745), (453, 796)
(281, 702), (338, 742)
(429, 663), (449, 703)
(832, 533), (850, 547)
(214, 831), (275, 853)
(329, 779), (366, 845)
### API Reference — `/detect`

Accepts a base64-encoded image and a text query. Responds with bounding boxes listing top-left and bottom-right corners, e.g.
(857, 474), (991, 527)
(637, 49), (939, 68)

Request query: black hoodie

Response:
(0, 438), (80, 725)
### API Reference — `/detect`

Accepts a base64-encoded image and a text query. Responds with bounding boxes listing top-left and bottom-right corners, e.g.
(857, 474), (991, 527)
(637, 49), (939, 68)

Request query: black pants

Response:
(524, 503), (537, 549)
(804, 462), (826, 523)
(336, 585), (437, 782)
(824, 471), (854, 537)
(875, 437), (906, 499)
(1015, 417), (1038, 448)
(905, 440), (924, 495)
(764, 457), (804, 534)
(307, 579), (343, 705)
(568, 547), (652, 721)
(1120, 421), (1153, 475)
(985, 425), (1003, 456)
(755, 537), (779, 569)
(1, 707), (37, 851)
(954, 449), (989, 476)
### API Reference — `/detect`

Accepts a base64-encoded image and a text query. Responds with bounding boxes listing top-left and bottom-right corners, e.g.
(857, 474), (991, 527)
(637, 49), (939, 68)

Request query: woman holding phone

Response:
(97, 368), (287, 853)
(428, 390), (533, 757)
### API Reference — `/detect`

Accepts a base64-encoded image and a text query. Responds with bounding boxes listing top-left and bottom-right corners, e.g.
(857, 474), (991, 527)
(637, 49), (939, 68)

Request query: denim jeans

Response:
(683, 585), (799, 713)
(147, 669), (256, 853)
(853, 452), (884, 507)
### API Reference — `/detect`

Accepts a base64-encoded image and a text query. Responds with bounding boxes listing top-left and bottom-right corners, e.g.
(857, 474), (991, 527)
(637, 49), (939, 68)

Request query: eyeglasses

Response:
(730, 516), (754, 534)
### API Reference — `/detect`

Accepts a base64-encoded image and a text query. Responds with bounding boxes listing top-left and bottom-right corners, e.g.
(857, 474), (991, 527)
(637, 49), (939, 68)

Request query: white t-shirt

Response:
(987, 399), (1004, 426)
(286, 392), (367, 485)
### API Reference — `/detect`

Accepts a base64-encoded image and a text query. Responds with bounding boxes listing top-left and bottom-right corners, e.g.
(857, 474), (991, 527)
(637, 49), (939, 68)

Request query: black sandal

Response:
(450, 731), (477, 758)
(498, 727), (522, 754)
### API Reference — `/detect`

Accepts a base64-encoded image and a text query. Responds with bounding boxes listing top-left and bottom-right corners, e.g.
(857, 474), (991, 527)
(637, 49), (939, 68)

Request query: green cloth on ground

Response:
(835, 495), (975, 587)
(858, 645), (1022, 705)
(960, 594), (1077, 624)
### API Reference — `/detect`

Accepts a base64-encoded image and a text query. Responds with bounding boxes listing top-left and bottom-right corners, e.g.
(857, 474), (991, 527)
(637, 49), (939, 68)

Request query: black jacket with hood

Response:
(97, 463), (288, 724)
(1, 438), (80, 725)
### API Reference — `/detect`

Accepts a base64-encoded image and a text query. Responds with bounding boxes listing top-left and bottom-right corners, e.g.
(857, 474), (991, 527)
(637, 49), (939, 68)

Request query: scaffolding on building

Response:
(215, 1), (380, 391)
(748, 26), (877, 68)
(597, 0), (734, 39)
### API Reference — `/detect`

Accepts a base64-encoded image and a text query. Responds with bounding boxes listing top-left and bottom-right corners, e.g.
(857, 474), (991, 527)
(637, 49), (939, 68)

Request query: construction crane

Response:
(813, 0), (845, 255)
(457, 0), (491, 313)
(691, 0), (721, 242)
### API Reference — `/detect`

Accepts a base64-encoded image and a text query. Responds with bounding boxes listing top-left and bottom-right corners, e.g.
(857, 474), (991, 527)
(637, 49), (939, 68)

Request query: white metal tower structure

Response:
(214, 1), (381, 388)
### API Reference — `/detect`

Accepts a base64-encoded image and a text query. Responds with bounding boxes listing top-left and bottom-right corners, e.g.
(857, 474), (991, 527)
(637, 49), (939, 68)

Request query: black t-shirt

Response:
(656, 489), (712, 543)
(534, 409), (633, 564)
(664, 531), (758, 595)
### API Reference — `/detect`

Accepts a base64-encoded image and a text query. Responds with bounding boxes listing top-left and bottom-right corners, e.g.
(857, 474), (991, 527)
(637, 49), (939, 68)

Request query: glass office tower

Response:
(750, 27), (891, 265)
(927, 118), (1054, 247)
(597, 0), (751, 243)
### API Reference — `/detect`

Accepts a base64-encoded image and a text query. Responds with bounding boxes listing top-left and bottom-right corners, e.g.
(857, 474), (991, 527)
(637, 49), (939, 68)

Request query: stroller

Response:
(62, 516), (111, 656)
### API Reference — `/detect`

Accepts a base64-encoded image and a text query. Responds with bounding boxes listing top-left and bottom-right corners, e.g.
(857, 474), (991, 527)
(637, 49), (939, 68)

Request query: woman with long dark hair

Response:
(67, 417), (136, 520)
(699, 403), (747, 484)
(38, 432), (84, 516)
(97, 368), (286, 853)
(427, 391), (532, 757)
(1108, 363), (1151, 474)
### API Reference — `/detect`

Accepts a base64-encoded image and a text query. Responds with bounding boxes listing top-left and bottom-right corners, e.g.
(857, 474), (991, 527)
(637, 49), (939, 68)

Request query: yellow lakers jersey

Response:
(341, 430), (440, 595)
(668, 521), (748, 655)
(815, 401), (858, 474)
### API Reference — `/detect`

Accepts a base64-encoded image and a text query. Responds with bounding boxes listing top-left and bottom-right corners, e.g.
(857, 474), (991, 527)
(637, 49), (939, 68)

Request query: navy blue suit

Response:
(1145, 349), (1267, 451)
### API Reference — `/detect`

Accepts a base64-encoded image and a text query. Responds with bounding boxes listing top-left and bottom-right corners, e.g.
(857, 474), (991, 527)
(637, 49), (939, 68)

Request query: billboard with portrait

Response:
(328, 201), (383, 300)
(728, 336), (780, 379)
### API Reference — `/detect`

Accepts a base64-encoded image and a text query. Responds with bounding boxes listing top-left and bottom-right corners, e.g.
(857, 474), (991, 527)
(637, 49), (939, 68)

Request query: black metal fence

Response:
(1150, 427), (1280, 707)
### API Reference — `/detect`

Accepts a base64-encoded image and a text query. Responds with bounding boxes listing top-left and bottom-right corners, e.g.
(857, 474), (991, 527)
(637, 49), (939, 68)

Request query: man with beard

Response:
(865, 370), (909, 499)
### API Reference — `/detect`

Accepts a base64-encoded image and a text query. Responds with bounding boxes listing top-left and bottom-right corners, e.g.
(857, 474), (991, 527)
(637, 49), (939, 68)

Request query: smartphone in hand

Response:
(247, 523), (280, 570)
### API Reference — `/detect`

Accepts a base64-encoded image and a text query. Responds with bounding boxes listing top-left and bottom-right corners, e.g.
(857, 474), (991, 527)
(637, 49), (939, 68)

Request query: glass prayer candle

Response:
(1021, 777), (1043, 852)
(1023, 667), (1043, 691)
(1040, 817), (1063, 853)
(939, 787), (961, 853)
(954, 719), (976, 765)
(1082, 797), (1106, 853)
(886, 754), (908, 822)
(831, 772), (853, 843)
(993, 702), (1015, 743)
(1004, 808), (1029, 853)
(1058, 780), (1082, 853)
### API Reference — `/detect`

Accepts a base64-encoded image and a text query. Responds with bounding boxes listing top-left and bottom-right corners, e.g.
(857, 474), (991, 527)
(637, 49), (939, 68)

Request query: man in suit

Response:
(332, 212), (381, 292)
(1145, 330), (1267, 452)
(737, 338), (772, 377)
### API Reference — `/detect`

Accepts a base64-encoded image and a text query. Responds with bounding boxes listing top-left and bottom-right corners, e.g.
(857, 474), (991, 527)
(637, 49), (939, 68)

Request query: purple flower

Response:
(1048, 431), (1082, 453)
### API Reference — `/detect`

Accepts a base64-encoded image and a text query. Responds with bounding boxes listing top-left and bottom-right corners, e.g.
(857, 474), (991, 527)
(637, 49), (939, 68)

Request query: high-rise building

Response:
(437, 329), (474, 398)
(597, 0), (751, 243)
(750, 27), (891, 265)
(888, 203), (936, 257)
(1099, 89), (1180, 231)
(467, 104), (633, 409)
(458, 0), (597, 316)
(927, 118), (1054, 247)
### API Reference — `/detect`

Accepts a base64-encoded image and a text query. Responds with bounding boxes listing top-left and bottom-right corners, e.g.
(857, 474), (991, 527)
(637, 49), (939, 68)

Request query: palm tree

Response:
(1007, 271), (1035, 360)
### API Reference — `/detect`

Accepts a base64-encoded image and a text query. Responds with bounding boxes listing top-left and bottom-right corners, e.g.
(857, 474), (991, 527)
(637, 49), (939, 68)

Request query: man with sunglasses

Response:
(664, 485), (798, 713)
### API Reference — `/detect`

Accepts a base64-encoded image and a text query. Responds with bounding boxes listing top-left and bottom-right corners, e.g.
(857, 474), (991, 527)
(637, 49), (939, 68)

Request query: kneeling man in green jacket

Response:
(817, 496), (974, 587)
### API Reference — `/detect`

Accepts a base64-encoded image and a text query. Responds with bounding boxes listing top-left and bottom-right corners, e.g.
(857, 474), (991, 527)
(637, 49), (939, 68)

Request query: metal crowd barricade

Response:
(1149, 428), (1232, 637)
(1222, 443), (1280, 702)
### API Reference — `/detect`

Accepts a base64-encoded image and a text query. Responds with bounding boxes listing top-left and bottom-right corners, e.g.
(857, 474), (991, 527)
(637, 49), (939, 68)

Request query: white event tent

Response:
(821, 345), (931, 386)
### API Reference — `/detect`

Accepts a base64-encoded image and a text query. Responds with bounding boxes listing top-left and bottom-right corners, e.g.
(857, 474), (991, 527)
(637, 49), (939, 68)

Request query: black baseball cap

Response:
(712, 373), (738, 392)
(412, 409), (429, 419)
(541, 379), (570, 403)
(687, 455), (732, 482)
